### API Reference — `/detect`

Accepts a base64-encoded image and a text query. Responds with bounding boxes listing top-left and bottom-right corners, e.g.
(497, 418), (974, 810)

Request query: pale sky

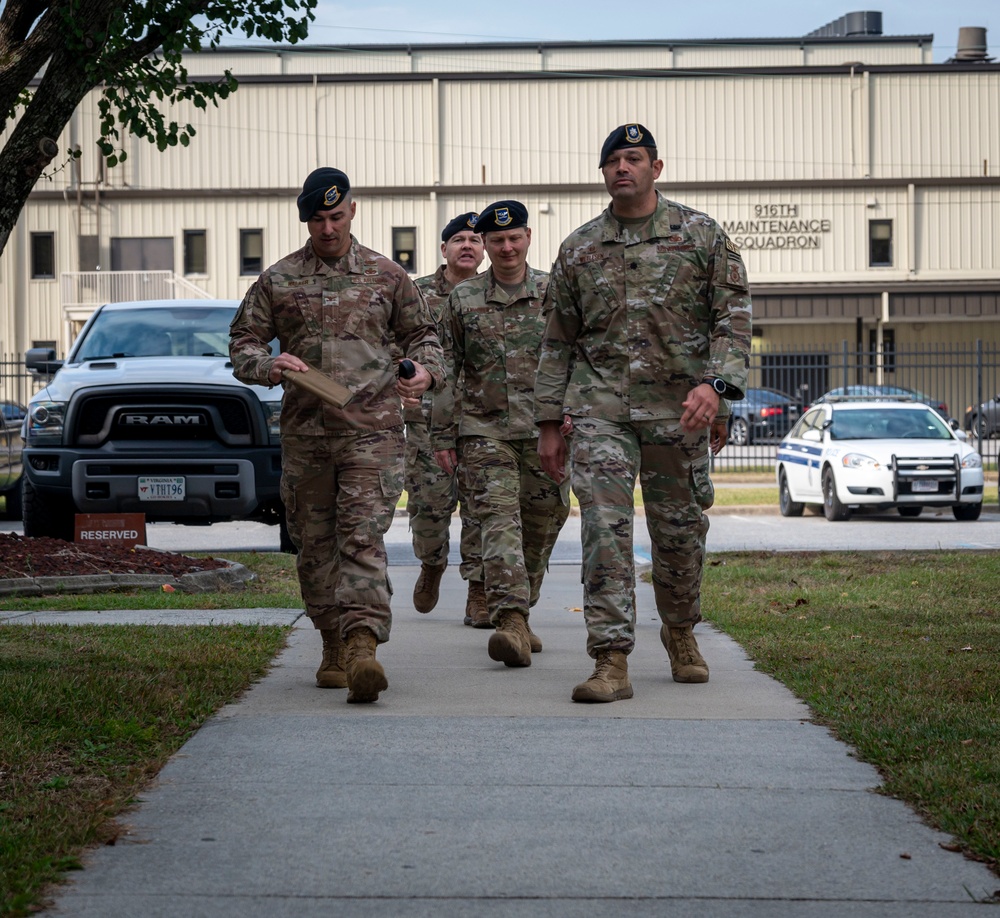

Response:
(286, 1), (996, 62)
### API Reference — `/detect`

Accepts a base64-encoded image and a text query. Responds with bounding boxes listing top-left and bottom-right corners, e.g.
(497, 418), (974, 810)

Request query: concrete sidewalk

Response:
(25, 565), (999, 917)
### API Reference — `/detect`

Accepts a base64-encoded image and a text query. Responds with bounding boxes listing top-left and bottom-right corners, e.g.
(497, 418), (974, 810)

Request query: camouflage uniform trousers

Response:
(460, 435), (570, 624)
(570, 417), (714, 658)
(280, 430), (404, 644)
(405, 414), (483, 580)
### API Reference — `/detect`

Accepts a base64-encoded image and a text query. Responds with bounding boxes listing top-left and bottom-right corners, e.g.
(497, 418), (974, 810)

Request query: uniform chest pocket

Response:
(649, 251), (709, 320)
(579, 260), (621, 328)
(274, 287), (323, 338)
(463, 307), (503, 346)
(329, 285), (391, 342)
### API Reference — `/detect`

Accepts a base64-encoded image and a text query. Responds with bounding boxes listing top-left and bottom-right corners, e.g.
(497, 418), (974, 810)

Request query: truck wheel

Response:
(22, 478), (76, 541)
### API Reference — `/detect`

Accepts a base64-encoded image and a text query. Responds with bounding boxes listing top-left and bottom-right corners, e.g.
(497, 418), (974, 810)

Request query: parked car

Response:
(810, 385), (952, 424)
(726, 387), (799, 445)
(963, 393), (1000, 441)
(1, 400), (27, 424)
(0, 405), (24, 519)
(775, 396), (984, 522)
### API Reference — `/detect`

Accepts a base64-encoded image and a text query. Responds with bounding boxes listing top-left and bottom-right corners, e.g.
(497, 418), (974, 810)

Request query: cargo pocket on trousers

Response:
(571, 436), (593, 509)
(690, 456), (715, 511)
(379, 461), (405, 505)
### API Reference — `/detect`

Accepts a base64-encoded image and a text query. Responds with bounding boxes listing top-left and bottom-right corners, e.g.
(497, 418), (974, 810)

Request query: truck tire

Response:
(23, 477), (77, 541)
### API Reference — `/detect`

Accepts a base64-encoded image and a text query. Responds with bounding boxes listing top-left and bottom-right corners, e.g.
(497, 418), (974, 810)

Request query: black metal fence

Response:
(4, 343), (999, 472)
(712, 340), (1000, 471)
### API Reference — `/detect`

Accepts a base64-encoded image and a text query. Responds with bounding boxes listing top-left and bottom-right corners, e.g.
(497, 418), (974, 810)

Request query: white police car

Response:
(775, 397), (984, 521)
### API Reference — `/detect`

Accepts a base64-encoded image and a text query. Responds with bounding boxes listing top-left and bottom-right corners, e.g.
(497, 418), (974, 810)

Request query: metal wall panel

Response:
(871, 72), (1000, 178)
(914, 186), (1000, 274)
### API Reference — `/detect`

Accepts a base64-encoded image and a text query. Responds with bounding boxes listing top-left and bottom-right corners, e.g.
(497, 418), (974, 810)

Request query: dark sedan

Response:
(964, 392), (1000, 440)
(727, 387), (799, 445)
(811, 385), (952, 424)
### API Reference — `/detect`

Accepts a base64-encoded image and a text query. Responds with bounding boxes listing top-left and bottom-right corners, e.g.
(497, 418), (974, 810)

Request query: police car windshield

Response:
(828, 407), (952, 441)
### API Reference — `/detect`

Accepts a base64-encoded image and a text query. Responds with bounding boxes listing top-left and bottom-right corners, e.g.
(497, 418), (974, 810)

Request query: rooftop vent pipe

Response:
(954, 27), (991, 61)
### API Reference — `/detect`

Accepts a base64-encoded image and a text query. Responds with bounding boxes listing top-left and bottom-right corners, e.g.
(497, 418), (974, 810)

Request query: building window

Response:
(392, 227), (416, 273)
(31, 233), (55, 279)
(184, 230), (207, 275)
(869, 220), (892, 267)
(240, 229), (263, 275)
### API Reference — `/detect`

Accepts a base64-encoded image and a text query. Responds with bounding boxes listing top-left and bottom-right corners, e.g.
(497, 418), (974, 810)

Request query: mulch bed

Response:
(0, 532), (229, 580)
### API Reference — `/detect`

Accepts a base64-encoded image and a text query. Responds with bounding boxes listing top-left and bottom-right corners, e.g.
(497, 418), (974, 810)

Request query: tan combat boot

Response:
(525, 620), (542, 653)
(413, 561), (447, 614)
(344, 627), (388, 703)
(661, 624), (709, 683)
(466, 581), (493, 629)
(487, 610), (532, 667)
(315, 627), (347, 689)
(571, 651), (633, 703)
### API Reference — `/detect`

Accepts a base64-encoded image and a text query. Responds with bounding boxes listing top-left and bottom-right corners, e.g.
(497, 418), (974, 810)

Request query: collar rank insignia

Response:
(494, 207), (512, 227)
(323, 185), (341, 207)
(626, 124), (643, 144)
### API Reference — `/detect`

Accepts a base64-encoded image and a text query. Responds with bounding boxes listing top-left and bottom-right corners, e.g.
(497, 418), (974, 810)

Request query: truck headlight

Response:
(26, 400), (66, 444)
(961, 452), (983, 469)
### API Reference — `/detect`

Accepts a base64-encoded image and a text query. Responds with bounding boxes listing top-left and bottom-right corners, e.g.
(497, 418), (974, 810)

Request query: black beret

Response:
(599, 124), (657, 167)
(475, 200), (528, 234)
(297, 167), (351, 222)
(441, 212), (480, 242)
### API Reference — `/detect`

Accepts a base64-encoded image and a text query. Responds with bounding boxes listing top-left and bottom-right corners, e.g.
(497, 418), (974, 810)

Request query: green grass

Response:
(0, 552), (304, 614)
(4, 544), (1000, 911)
(701, 550), (1000, 874)
(0, 623), (288, 917)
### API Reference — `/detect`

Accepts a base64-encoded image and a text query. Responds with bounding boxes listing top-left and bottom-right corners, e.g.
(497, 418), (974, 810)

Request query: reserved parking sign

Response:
(74, 513), (147, 547)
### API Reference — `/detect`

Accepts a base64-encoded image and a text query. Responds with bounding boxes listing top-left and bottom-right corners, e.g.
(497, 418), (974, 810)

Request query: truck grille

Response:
(73, 392), (256, 446)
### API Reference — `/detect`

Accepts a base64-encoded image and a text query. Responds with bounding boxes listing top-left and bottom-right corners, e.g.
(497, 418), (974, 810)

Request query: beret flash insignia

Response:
(323, 185), (341, 207)
(494, 207), (512, 227)
(625, 124), (643, 144)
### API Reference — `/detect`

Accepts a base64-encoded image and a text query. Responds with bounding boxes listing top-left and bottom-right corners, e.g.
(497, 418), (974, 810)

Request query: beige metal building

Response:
(2, 10), (997, 406)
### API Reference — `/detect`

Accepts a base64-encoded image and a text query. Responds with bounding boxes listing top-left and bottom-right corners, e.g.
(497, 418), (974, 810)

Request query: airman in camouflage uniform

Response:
(432, 200), (570, 668)
(408, 214), (486, 624)
(536, 125), (752, 702)
(230, 167), (444, 704)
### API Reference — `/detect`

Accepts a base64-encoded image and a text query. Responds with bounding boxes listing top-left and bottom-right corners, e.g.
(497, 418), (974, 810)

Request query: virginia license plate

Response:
(138, 476), (185, 500)
(912, 479), (938, 493)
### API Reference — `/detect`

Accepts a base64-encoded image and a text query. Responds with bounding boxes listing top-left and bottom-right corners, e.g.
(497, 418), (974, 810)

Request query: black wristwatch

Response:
(703, 377), (727, 395)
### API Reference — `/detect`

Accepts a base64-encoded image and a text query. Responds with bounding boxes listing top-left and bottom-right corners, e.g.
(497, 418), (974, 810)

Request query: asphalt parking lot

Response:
(6, 503), (996, 558)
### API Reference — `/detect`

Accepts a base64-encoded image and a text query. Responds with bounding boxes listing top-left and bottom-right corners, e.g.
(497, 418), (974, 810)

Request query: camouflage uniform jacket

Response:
(535, 192), (751, 424)
(230, 237), (444, 435)
(407, 264), (460, 425)
(432, 265), (549, 450)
